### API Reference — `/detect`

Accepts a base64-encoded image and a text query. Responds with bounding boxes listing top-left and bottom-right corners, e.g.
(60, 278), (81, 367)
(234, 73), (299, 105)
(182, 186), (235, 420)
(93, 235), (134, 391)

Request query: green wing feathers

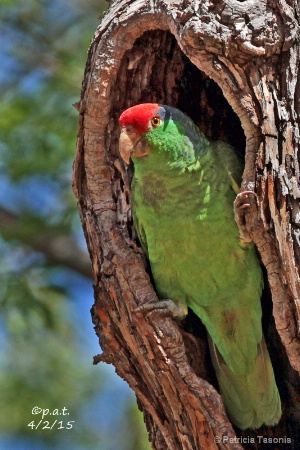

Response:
(212, 141), (243, 194)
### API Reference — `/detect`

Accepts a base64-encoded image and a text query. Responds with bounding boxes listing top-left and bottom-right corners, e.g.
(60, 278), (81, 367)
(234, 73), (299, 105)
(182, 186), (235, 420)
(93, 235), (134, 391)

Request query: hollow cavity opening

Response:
(111, 28), (297, 433)
(113, 29), (246, 157)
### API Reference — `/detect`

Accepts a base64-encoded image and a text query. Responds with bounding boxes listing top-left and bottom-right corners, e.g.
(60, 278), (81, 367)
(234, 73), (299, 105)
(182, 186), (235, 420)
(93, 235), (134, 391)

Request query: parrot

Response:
(118, 103), (281, 430)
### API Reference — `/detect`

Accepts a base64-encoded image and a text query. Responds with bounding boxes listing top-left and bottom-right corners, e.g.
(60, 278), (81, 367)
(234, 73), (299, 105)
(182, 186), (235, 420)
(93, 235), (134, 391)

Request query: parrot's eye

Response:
(151, 116), (161, 128)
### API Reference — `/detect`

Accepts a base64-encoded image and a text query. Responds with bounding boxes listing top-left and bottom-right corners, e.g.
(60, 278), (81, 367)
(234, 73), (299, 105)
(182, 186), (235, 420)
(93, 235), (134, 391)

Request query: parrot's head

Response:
(119, 103), (163, 164)
(119, 103), (206, 167)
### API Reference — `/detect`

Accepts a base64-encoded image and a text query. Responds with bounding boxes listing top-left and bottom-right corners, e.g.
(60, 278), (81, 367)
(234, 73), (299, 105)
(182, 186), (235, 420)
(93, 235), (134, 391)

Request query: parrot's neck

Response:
(132, 150), (191, 181)
(133, 137), (210, 178)
(131, 124), (213, 213)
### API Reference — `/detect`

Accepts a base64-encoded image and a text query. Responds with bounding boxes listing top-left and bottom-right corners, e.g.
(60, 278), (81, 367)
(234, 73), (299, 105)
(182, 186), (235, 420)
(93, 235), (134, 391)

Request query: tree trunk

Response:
(73, 1), (300, 448)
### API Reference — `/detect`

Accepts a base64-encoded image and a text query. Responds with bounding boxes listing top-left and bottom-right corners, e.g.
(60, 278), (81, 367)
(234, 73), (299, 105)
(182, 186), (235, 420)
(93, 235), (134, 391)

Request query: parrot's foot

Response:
(234, 191), (258, 243)
(134, 299), (187, 320)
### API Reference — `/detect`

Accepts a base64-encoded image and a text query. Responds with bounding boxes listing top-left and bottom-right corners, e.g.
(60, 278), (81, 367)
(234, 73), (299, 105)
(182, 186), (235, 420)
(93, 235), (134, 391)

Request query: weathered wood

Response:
(73, 1), (300, 448)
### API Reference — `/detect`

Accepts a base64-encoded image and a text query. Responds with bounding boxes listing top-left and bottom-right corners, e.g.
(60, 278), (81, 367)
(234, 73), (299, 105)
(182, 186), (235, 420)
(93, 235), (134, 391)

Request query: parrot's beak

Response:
(119, 127), (150, 164)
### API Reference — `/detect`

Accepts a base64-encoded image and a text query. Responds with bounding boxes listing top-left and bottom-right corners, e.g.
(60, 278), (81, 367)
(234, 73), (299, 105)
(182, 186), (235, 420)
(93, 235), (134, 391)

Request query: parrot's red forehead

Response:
(119, 103), (160, 134)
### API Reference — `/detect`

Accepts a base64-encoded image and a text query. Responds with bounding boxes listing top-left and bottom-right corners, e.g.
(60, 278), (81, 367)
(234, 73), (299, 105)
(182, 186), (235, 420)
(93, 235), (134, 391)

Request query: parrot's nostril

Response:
(125, 125), (134, 134)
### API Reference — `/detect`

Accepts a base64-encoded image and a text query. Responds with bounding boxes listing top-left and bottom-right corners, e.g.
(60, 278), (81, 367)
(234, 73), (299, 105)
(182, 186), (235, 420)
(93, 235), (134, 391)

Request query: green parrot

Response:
(118, 103), (281, 430)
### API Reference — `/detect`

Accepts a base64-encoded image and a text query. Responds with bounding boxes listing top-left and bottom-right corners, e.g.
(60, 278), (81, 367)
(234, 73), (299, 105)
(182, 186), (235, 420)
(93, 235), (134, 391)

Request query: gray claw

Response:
(235, 191), (257, 210)
(134, 299), (187, 320)
(234, 191), (258, 243)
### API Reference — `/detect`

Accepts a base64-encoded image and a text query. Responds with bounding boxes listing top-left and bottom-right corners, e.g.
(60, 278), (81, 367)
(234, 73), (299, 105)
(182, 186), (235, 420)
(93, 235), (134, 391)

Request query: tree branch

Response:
(0, 206), (92, 279)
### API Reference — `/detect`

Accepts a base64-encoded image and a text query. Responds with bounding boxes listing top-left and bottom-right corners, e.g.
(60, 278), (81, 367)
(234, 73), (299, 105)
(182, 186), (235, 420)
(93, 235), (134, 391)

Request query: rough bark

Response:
(73, 1), (300, 448)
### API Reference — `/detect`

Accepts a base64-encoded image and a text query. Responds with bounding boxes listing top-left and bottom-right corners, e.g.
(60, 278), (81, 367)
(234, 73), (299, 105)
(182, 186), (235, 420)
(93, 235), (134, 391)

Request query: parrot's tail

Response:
(209, 336), (281, 430)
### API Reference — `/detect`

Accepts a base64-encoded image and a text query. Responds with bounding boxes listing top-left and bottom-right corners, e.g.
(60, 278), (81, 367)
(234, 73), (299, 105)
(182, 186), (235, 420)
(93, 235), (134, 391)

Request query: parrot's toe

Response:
(234, 191), (258, 243)
(234, 191), (257, 210)
(134, 299), (187, 320)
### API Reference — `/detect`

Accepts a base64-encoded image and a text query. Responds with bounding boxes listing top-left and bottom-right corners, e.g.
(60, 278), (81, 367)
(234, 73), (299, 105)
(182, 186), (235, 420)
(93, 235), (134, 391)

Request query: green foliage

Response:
(0, 257), (101, 448)
(0, 1), (151, 448)
(0, 1), (99, 183)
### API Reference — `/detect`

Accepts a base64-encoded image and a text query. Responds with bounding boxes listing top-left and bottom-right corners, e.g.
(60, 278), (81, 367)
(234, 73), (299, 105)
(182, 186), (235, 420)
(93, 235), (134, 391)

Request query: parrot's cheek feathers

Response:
(132, 140), (150, 159)
(119, 131), (150, 164)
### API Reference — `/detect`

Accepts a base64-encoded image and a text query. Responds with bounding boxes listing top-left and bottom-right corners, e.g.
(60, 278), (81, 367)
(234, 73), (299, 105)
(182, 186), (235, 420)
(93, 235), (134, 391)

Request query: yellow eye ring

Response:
(151, 116), (161, 127)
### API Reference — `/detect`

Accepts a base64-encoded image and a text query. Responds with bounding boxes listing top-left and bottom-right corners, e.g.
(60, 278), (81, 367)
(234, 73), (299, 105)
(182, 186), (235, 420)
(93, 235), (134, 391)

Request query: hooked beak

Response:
(119, 127), (150, 164)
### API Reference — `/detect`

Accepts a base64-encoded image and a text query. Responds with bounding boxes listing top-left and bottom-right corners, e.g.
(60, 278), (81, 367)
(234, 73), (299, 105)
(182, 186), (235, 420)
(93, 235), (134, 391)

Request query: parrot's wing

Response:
(212, 141), (244, 194)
